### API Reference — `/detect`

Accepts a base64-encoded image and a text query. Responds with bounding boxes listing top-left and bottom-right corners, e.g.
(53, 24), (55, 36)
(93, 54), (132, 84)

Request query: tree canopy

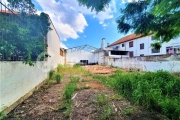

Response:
(0, 1), (51, 65)
(77, 0), (180, 49)
(7, 0), (36, 14)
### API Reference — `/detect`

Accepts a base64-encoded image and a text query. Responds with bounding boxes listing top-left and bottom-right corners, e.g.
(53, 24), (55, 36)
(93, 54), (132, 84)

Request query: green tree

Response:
(7, 0), (36, 14)
(0, 0), (51, 65)
(77, 0), (180, 49)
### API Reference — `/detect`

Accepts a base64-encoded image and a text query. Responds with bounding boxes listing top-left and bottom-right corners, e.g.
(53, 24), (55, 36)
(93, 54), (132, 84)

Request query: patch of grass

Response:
(55, 73), (62, 84)
(77, 86), (90, 90)
(81, 79), (86, 82)
(110, 94), (122, 101)
(57, 64), (64, 72)
(0, 106), (7, 120)
(57, 64), (85, 75)
(57, 102), (72, 119)
(61, 76), (80, 119)
(96, 93), (108, 107)
(95, 94), (113, 120)
(64, 82), (77, 101)
(0, 112), (7, 120)
(69, 76), (80, 83)
(121, 107), (134, 116)
(99, 104), (113, 120)
(49, 69), (55, 80)
(73, 64), (81, 68)
(95, 69), (180, 120)
(83, 71), (92, 76)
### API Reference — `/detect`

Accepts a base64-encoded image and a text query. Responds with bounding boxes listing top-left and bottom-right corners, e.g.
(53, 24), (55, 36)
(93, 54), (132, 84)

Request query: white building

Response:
(108, 34), (180, 57)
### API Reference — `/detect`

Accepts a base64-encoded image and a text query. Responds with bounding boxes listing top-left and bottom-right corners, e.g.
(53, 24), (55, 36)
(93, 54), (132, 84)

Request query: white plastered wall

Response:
(66, 50), (95, 65)
(0, 18), (64, 111)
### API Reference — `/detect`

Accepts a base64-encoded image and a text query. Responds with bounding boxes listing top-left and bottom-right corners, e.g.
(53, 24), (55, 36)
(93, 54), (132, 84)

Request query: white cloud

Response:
(60, 42), (68, 49)
(36, 0), (88, 41)
(62, 0), (116, 24)
(35, 0), (116, 40)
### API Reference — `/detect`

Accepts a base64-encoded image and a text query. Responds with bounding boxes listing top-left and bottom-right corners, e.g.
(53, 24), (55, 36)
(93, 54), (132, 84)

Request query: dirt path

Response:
(5, 68), (169, 120)
(6, 74), (70, 120)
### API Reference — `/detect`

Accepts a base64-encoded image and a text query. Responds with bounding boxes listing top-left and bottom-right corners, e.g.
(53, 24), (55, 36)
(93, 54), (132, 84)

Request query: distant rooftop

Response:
(108, 34), (142, 47)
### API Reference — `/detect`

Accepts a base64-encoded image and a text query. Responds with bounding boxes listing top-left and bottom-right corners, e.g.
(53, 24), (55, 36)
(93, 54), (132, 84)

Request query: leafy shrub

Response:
(55, 73), (62, 84)
(49, 69), (55, 80)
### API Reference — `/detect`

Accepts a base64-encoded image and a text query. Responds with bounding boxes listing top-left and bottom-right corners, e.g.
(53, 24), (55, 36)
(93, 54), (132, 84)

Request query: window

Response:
(60, 49), (64, 56)
(151, 36), (154, 40)
(111, 51), (128, 55)
(129, 51), (133, 57)
(151, 49), (160, 53)
(140, 43), (144, 50)
(129, 41), (133, 47)
(122, 43), (124, 47)
(115, 46), (119, 50)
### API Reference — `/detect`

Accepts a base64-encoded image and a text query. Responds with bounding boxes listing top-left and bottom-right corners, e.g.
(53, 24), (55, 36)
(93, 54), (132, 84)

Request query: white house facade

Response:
(108, 34), (180, 57)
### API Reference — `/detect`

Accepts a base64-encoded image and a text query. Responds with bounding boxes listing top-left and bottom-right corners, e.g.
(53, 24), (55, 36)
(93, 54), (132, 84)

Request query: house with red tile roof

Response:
(108, 34), (180, 57)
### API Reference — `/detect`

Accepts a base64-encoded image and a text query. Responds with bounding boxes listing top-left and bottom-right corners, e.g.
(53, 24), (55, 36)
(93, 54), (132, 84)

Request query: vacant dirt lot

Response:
(5, 65), (168, 120)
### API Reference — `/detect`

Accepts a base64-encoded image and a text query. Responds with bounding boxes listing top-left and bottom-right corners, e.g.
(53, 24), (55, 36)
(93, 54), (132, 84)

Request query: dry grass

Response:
(57, 64), (86, 75)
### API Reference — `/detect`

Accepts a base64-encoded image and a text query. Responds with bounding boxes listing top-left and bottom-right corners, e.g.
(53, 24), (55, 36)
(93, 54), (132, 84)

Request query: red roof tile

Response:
(108, 34), (142, 46)
(0, 10), (19, 14)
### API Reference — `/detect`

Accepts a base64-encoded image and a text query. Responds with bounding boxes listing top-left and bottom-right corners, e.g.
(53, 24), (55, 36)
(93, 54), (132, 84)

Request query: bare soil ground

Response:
(83, 65), (116, 74)
(5, 66), (169, 120)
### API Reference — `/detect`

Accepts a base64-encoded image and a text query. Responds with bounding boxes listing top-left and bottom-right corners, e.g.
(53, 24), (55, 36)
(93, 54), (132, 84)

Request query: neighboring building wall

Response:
(110, 35), (180, 57)
(94, 51), (105, 64)
(66, 50), (95, 65)
(47, 19), (64, 67)
(0, 18), (64, 113)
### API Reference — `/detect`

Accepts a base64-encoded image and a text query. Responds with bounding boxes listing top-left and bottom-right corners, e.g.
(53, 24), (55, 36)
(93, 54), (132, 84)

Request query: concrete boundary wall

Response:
(108, 58), (180, 72)
(0, 62), (48, 113)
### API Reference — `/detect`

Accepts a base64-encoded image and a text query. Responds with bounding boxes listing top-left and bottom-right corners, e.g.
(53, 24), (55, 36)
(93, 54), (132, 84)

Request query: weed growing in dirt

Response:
(83, 71), (92, 76)
(64, 82), (77, 101)
(49, 69), (55, 80)
(99, 104), (113, 120)
(96, 94), (108, 107)
(94, 70), (180, 119)
(0, 107), (7, 120)
(95, 94), (113, 120)
(57, 64), (64, 72)
(121, 107), (134, 116)
(55, 73), (62, 84)
(0, 112), (7, 120)
(73, 64), (81, 68)
(77, 86), (90, 90)
(61, 76), (80, 118)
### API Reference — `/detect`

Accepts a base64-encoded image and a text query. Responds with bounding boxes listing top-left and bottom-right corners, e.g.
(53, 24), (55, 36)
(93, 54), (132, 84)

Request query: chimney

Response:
(101, 38), (105, 50)
(107, 43), (109, 47)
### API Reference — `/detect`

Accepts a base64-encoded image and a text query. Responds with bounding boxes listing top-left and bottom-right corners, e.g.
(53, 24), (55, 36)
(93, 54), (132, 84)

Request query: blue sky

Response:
(31, 0), (131, 49)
